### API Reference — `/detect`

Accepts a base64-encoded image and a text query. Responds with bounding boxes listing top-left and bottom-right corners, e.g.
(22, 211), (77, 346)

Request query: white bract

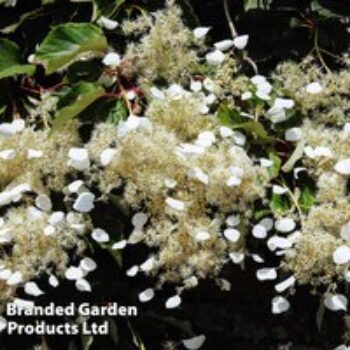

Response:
(223, 228), (240, 242)
(100, 148), (116, 166)
(206, 50), (225, 65)
(272, 296), (290, 314)
(92, 228), (110, 243)
(252, 224), (267, 239)
(214, 39), (234, 51)
(275, 218), (296, 233)
(335, 159), (350, 175)
(333, 245), (350, 265)
(73, 192), (95, 213)
(138, 288), (155, 303)
(193, 27), (211, 39)
(256, 268), (277, 281)
(275, 276), (295, 293)
(166, 197), (185, 211)
(24, 282), (44, 297)
(97, 16), (118, 30)
(68, 148), (90, 170)
(233, 35), (249, 49)
(75, 278), (92, 292)
(102, 52), (121, 67)
(324, 294), (348, 311)
(306, 81), (323, 94)
(165, 294), (182, 309)
(182, 335), (206, 350)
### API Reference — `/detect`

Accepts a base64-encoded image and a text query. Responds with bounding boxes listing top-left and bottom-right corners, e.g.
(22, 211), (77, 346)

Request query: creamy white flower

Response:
(341, 223), (350, 241)
(80, 257), (97, 272)
(24, 282), (44, 297)
(92, 228), (110, 243)
(0, 149), (16, 160)
(252, 225), (267, 239)
(275, 276), (295, 292)
(97, 16), (118, 30)
(188, 167), (209, 185)
(48, 275), (59, 288)
(223, 228), (240, 242)
(324, 293), (348, 311)
(67, 148), (90, 170)
(272, 296), (290, 314)
(206, 50), (225, 65)
(35, 194), (52, 212)
(166, 197), (185, 211)
(165, 294), (182, 309)
(190, 80), (202, 92)
(112, 240), (127, 250)
(275, 218), (296, 233)
(195, 231), (210, 242)
(193, 27), (211, 39)
(333, 245), (350, 265)
(102, 52), (121, 67)
(182, 335), (206, 350)
(73, 192), (95, 213)
(214, 39), (234, 51)
(65, 266), (84, 281)
(233, 34), (249, 49)
(272, 185), (288, 195)
(7, 271), (22, 286)
(100, 148), (116, 166)
(75, 278), (92, 292)
(285, 128), (302, 142)
(256, 268), (277, 281)
(27, 149), (43, 159)
(241, 91), (252, 100)
(229, 252), (245, 264)
(138, 288), (155, 302)
(306, 82), (323, 94)
(334, 159), (350, 175)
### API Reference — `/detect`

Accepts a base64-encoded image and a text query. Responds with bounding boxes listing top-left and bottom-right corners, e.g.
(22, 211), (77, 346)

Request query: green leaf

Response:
(270, 193), (290, 215)
(34, 23), (108, 74)
(52, 82), (104, 130)
(94, 0), (125, 17)
(217, 102), (245, 126)
(232, 120), (271, 140)
(67, 60), (103, 83)
(299, 184), (316, 213)
(268, 151), (281, 178)
(0, 39), (35, 79)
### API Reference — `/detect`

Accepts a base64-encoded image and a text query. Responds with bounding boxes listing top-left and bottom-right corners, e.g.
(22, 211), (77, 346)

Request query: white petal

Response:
(223, 228), (240, 242)
(140, 257), (154, 272)
(335, 159), (350, 175)
(24, 282), (44, 297)
(233, 34), (249, 49)
(75, 278), (92, 292)
(251, 254), (264, 263)
(68, 180), (85, 193)
(131, 212), (148, 229)
(256, 268), (277, 281)
(252, 225), (267, 239)
(80, 257), (97, 272)
(241, 91), (252, 100)
(273, 98), (295, 110)
(190, 80), (202, 92)
(195, 231), (210, 242)
(220, 126), (234, 138)
(196, 131), (216, 148)
(226, 214), (240, 227)
(7, 271), (22, 285)
(188, 167), (209, 185)
(267, 235), (293, 251)
(324, 294), (348, 311)
(272, 296), (290, 314)
(183, 335), (206, 350)
(164, 178), (177, 188)
(206, 50), (225, 65)
(285, 128), (302, 142)
(92, 228), (110, 243)
(166, 197), (185, 211)
(27, 149), (43, 159)
(35, 194), (52, 212)
(65, 266), (84, 281)
(138, 288), (155, 303)
(272, 185), (288, 195)
(333, 245), (350, 265)
(193, 27), (211, 39)
(48, 275), (59, 287)
(229, 252), (244, 264)
(0, 269), (12, 280)
(306, 82), (323, 94)
(68, 148), (90, 171)
(97, 16), (118, 30)
(275, 218), (296, 233)
(0, 228), (13, 243)
(112, 239), (127, 250)
(0, 149), (16, 160)
(260, 158), (273, 167)
(73, 192), (95, 213)
(341, 223), (350, 241)
(203, 78), (215, 92)
(103, 52), (121, 67)
(275, 276), (296, 292)
(43, 225), (56, 236)
(259, 217), (273, 231)
(100, 148), (116, 166)
(126, 265), (139, 277)
(165, 294), (182, 309)
(214, 39), (234, 51)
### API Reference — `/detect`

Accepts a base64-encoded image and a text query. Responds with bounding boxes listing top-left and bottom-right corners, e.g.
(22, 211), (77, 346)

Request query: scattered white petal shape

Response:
(128, 229), (144, 244)
(166, 197), (185, 211)
(182, 335), (206, 350)
(126, 265), (139, 277)
(140, 257), (154, 272)
(80, 257), (97, 272)
(241, 91), (252, 100)
(97, 16), (118, 30)
(275, 276), (296, 292)
(103, 52), (121, 67)
(68, 148), (90, 171)
(188, 167), (209, 185)
(138, 288), (155, 303)
(256, 268), (277, 281)
(190, 80), (202, 92)
(0, 315), (7, 332)
(150, 87), (165, 100)
(306, 82), (323, 94)
(220, 126), (234, 138)
(193, 27), (211, 39)
(43, 225), (55, 236)
(203, 78), (215, 92)
(273, 98), (295, 110)
(341, 223), (350, 241)
(164, 178), (177, 188)
(259, 217), (274, 231)
(195, 231), (210, 242)
(92, 228), (110, 243)
(206, 50), (225, 65)
(7, 271), (22, 285)
(0, 228), (13, 243)
(251, 254), (264, 263)
(65, 266), (84, 281)
(75, 278), (91, 292)
(196, 131), (216, 148)
(226, 176), (242, 187)
(304, 146), (332, 159)
(272, 185), (288, 195)
(267, 236), (293, 251)
(73, 192), (95, 213)
(335, 159), (350, 175)
(226, 215), (240, 227)
(27, 149), (43, 159)
(165, 294), (182, 309)
(112, 240), (127, 250)
(68, 180), (85, 193)
(260, 158), (273, 167)
(100, 148), (116, 166)
(48, 211), (65, 227)
(48, 275), (59, 288)
(223, 228), (240, 242)
(35, 194), (52, 212)
(0, 149), (16, 160)
(252, 225), (267, 239)
(214, 39), (234, 51)
(324, 294), (348, 311)
(0, 269), (11, 280)
(333, 245), (350, 265)
(24, 282), (44, 297)
(229, 252), (244, 264)
(275, 218), (296, 233)
(285, 128), (302, 142)
(272, 296), (290, 314)
(233, 34), (249, 49)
